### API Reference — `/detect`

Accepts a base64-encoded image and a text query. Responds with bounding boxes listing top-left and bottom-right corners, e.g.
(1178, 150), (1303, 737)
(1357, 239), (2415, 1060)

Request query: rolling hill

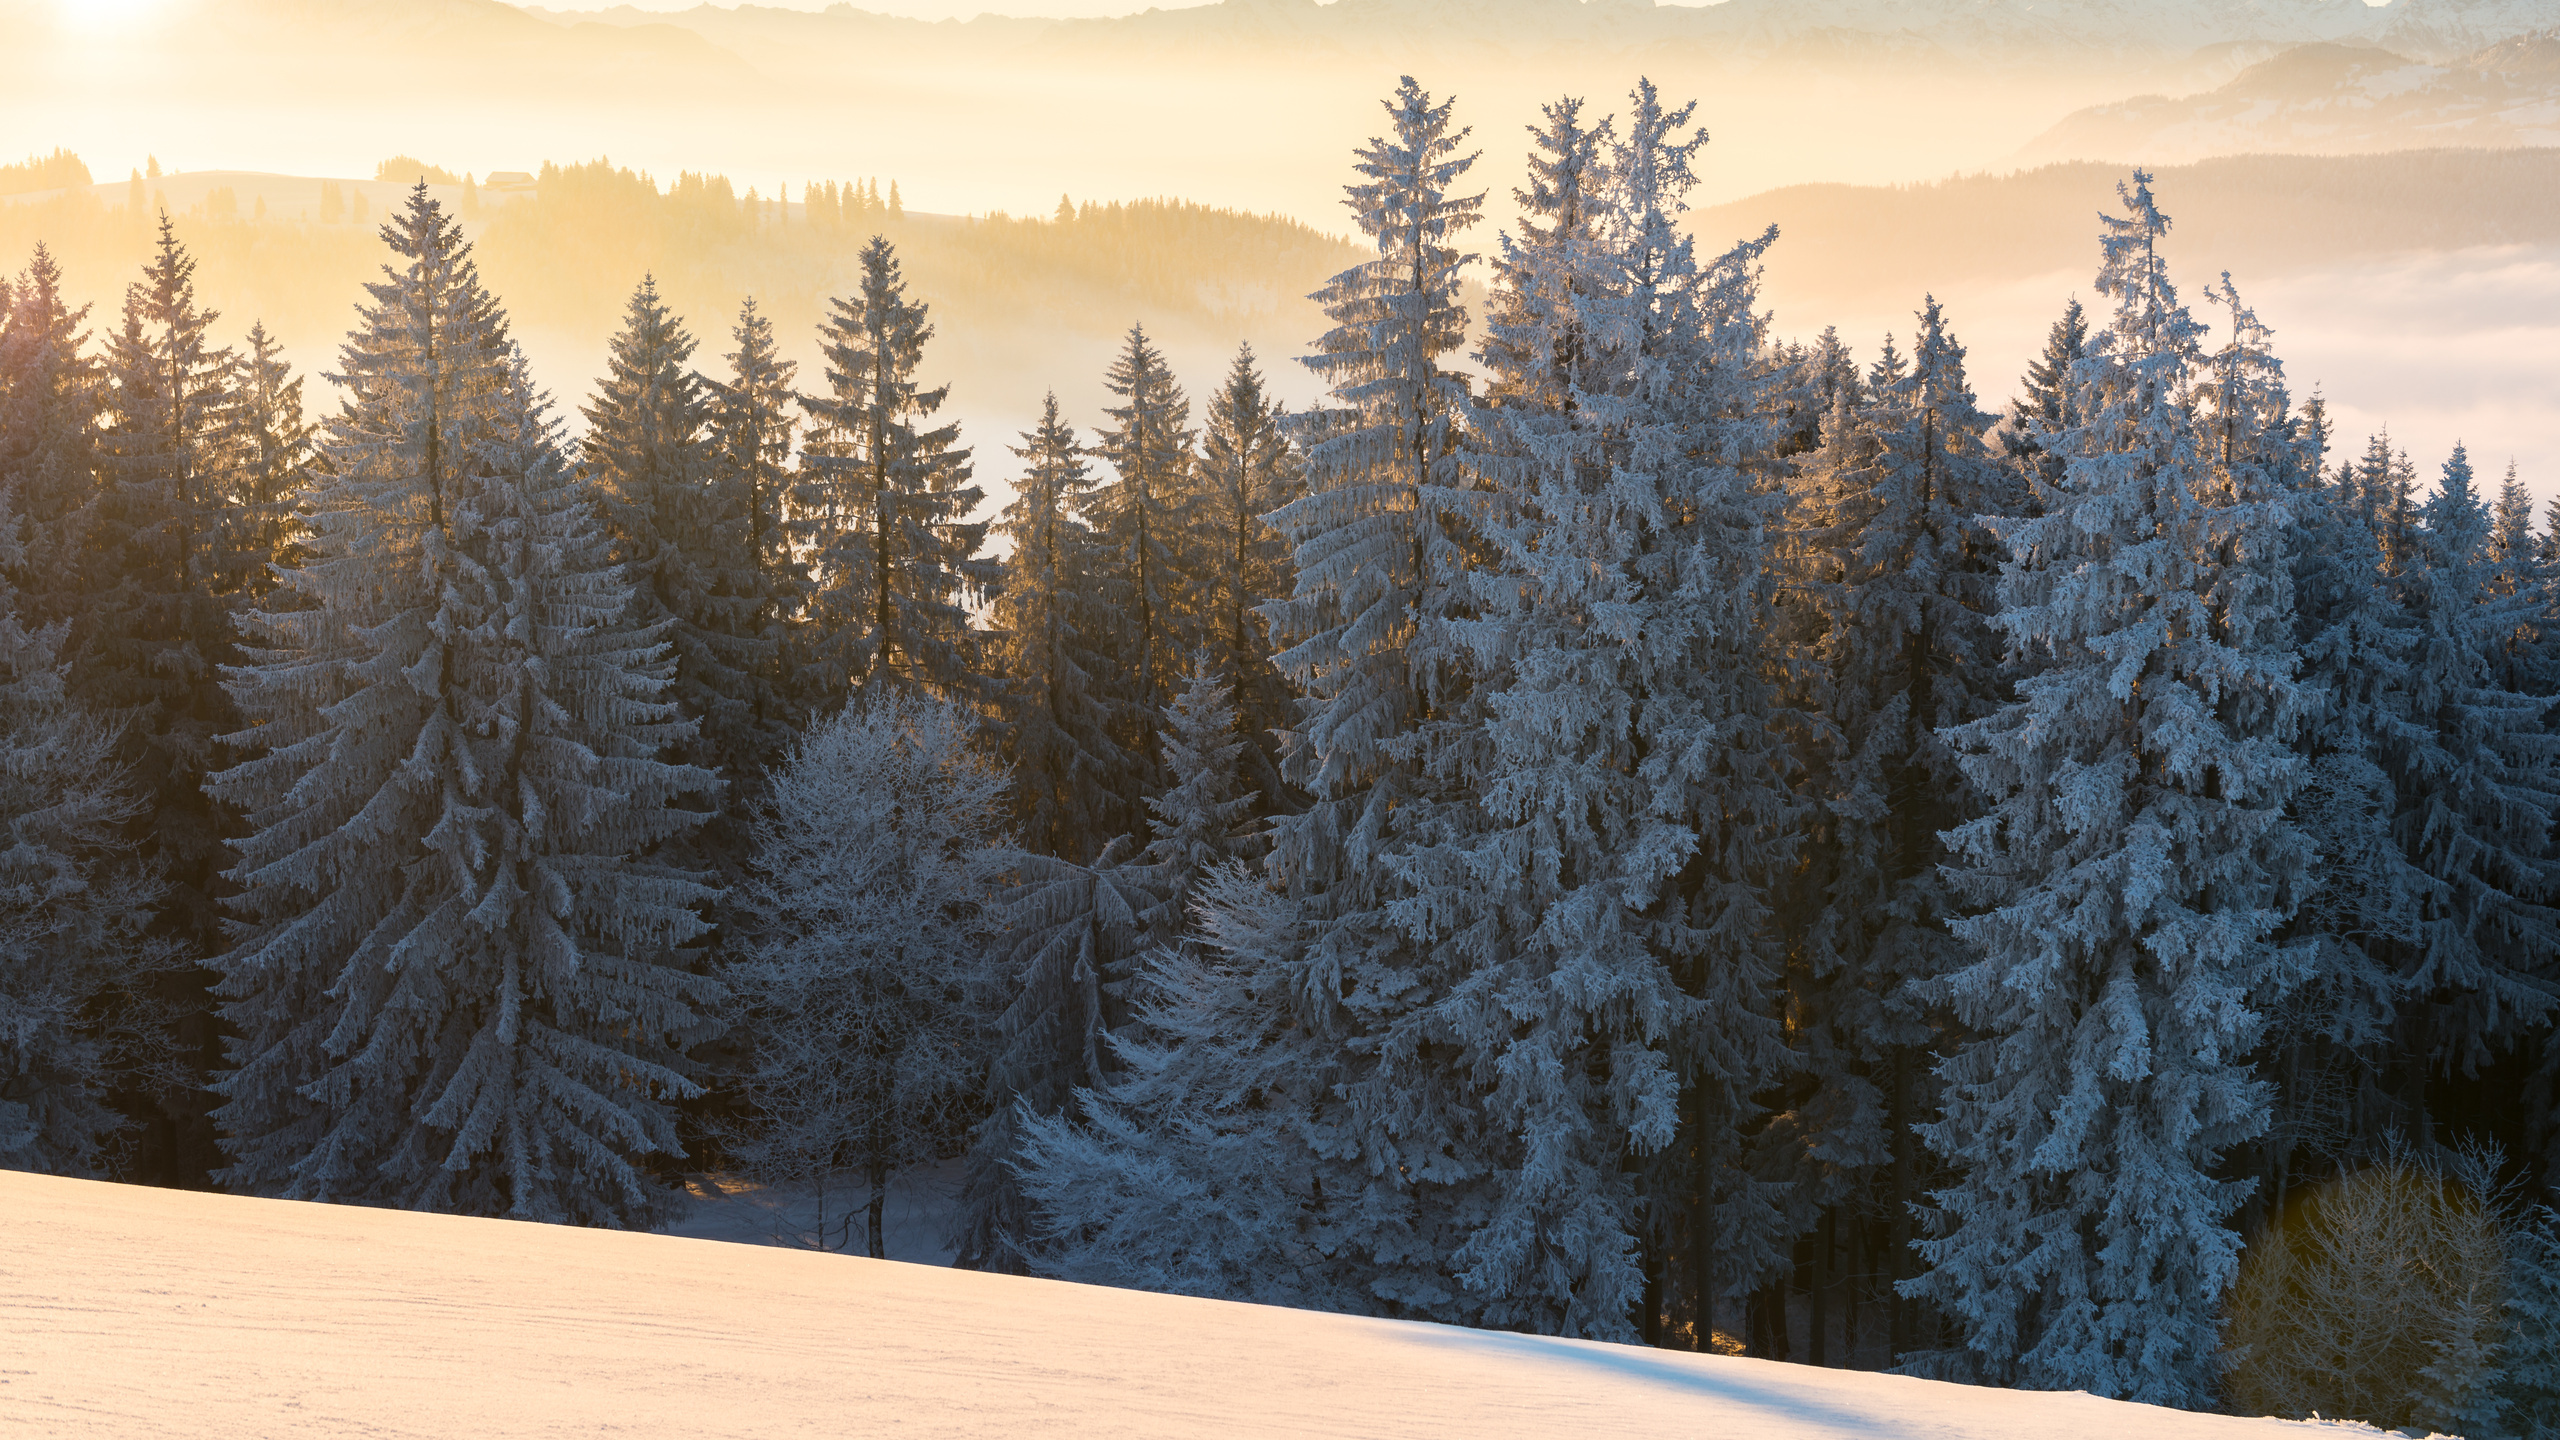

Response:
(0, 1168), (2408, 1439)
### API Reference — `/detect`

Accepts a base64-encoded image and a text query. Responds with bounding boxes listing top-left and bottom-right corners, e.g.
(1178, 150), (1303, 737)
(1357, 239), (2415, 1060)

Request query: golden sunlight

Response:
(54, 0), (168, 33)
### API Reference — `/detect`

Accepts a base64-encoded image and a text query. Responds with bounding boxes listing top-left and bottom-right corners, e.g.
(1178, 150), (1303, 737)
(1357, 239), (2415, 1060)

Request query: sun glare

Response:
(56, 0), (167, 34)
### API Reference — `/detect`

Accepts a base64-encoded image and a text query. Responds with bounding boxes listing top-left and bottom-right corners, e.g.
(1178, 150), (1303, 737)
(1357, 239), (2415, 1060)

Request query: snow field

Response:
(1, 1169), (2398, 1439)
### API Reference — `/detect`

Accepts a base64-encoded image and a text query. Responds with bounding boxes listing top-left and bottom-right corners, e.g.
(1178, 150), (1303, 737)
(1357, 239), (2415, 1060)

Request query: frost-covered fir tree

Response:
(1476, 94), (1610, 417)
(794, 237), (994, 703)
(1782, 295), (2013, 1356)
(0, 485), (179, 1175)
(728, 691), (1009, 1258)
(1445, 80), (1799, 1342)
(227, 322), (313, 606)
(2496, 1205), (2560, 1436)
(87, 216), (248, 958)
(991, 394), (1129, 859)
(2192, 278), (2397, 1225)
(1192, 343), (1301, 778)
(210, 188), (723, 1225)
(700, 296), (807, 747)
(2001, 296), (2089, 494)
(956, 659), (1258, 1272)
(1908, 173), (2312, 1405)
(0, 246), (102, 635)
(584, 276), (780, 789)
(1088, 322), (1199, 764)
(1016, 76), (1496, 1323)
(2383, 444), (2560, 1103)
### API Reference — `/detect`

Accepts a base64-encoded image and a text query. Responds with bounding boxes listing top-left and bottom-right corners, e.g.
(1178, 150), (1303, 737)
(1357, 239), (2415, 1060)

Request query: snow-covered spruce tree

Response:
(1015, 76), (1496, 1322)
(2377, 444), (2560, 1123)
(0, 484), (180, 1175)
(227, 321), (314, 607)
(1780, 295), (2014, 1359)
(1905, 173), (2312, 1405)
(793, 237), (994, 705)
(1192, 342), (1302, 783)
(699, 295), (807, 750)
(728, 690), (1009, 1258)
(2483, 460), (2553, 699)
(87, 216), (248, 962)
(2216, 287), (2407, 1231)
(2497, 1204), (2560, 1436)
(584, 276), (781, 792)
(0, 246), (102, 637)
(1088, 321), (1199, 772)
(2000, 296), (2090, 496)
(955, 659), (1259, 1272)
(1444, 80), (1799, 1343)
(991, 393), (1130, 860)
(210, 187), (723, 1224)
(1768, 324), (1861, 462)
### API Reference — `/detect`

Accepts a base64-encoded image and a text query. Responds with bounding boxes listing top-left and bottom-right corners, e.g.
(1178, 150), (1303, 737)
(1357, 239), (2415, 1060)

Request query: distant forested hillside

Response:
(0, 156), (1361, 427)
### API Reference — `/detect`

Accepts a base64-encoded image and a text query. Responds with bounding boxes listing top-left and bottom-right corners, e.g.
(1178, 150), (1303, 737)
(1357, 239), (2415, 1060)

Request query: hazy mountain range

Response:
(519, 0), (2560, 72)
(2025, 28), (2560, 160)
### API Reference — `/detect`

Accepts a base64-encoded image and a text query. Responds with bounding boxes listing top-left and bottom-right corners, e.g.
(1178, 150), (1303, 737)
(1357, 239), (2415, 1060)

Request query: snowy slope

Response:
(2, 1169), (2402, 1439)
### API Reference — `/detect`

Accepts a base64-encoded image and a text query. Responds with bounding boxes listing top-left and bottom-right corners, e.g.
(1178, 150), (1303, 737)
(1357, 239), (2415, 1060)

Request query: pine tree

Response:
(1444, 80), (1800, 1342)
(2002, 296), (2089, 495)
(2380, 444), (2560, 1114)
(728, 690), (1009, 1258)
(2221, 285), (2408, 1232)
(700, 295), (807, 755)
(0, 247), (100, 654)
(1016, 76), (1494, 1323)
(2497, 1205), (2560, 1436)
(584, 277), (781, 792)
(957, 660), (1257, 1273)
(1191, 343), (1301, 784)
(210, 187), (723, 1224)
(793, 237), (993, 704)
(1908, 173), (2312, 1405)
(1088, 321), (1198, 765)
(1783, 294), (2015, 1360)
(0, 482), (179, 1175)
(990, 393), (1128, 859)
(227, 322), (313, 607)
(83, 216), (249, 959)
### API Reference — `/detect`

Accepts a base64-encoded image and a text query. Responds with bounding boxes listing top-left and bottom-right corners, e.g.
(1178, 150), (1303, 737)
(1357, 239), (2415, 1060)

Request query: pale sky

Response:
(589, 0), (1221, 15)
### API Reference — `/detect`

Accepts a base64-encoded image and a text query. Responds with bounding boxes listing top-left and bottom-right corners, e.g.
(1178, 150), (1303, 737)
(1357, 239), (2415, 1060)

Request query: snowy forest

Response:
(5, 70), (2560, 1434)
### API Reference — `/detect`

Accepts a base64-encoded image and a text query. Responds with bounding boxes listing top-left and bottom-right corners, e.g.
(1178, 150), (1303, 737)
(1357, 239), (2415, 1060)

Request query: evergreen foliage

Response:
(991, 394), (1128, 858)
(584, 276), (780, 790)
(699, 295), (807, 753)
(1088, 322), (1199, 775)
(209, 187), (723, 1225)
(1191, 343), (1301, 779)
(728, 690), (1009, 1258)
(0, 247), (101, 628)
(1909, 174), (2311, 1405)
(83, 217), (248, 957)
(229, 322), (312, 605)
(1448, 79), (1802, 1342)
(793, 237), (994, 704)
(1016, 74), (1497, 1324)
(0, 485), (179, 1175)
(1782, 294), (2014, 1358)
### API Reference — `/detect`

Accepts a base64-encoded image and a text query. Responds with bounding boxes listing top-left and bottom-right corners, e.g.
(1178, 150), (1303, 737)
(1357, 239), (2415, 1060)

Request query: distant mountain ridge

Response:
(2022, 27), (2560, 160)
(529, 0), (2560, 71)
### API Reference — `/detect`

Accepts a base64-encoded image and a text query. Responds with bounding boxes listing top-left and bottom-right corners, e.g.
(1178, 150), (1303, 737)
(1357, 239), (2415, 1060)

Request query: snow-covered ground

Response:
(1, 1169), (2400, 1439)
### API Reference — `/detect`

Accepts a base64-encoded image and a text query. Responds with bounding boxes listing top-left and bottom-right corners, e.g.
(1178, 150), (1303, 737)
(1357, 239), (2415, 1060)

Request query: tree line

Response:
(4, 75), (2559, 1431)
